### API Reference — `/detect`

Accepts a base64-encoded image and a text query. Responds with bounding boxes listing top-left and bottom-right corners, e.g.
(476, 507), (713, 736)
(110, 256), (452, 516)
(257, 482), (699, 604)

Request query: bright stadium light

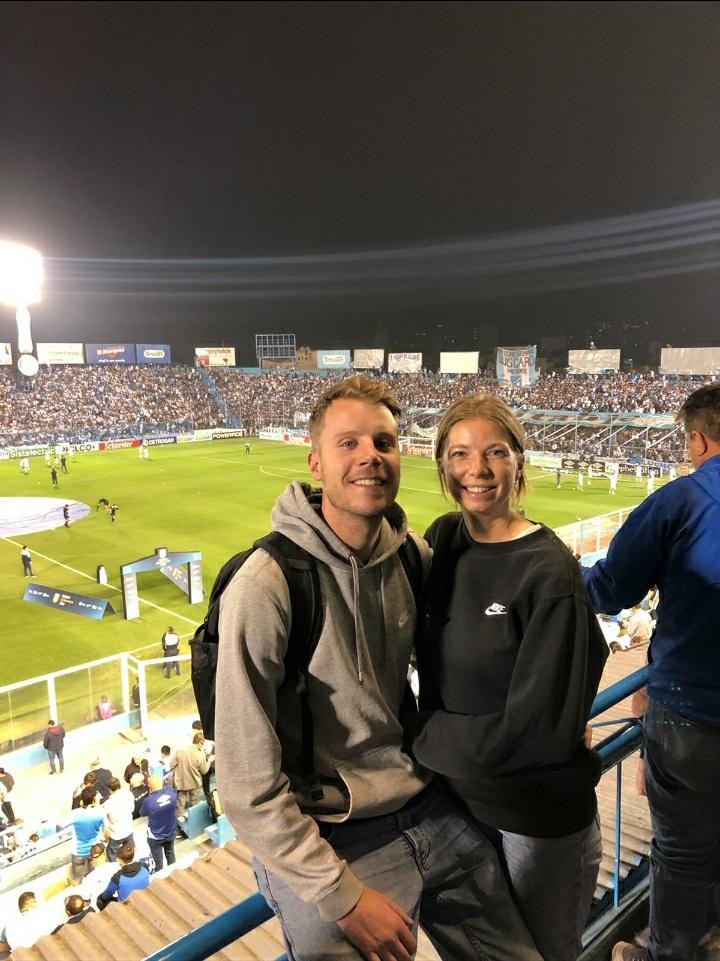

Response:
(0, 240), (44, 377)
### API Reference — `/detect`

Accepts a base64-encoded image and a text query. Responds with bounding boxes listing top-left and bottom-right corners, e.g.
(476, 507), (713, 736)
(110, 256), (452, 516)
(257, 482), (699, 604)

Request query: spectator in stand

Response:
(78, 843), (117, 911)
(63, 786), (107, 881)
(43, 719), (65, 774)
(71, 772), (101, 809)
(140, 775), (178, 872)
(51, 894), (96, 933)
(171, 733), (213, 817)
(103, 777), (135, 862)
(621, 605), (654, 646)
(86, 755), (113, 801)
(123, 752), (149, 787)
(583, 383), (720, 961)
(95, 694), (113, 720)
(96, 842), (151, 910)
(0, 768), (15, 825)
(1, 891), (52, 953)
(128, 772), (149, 818)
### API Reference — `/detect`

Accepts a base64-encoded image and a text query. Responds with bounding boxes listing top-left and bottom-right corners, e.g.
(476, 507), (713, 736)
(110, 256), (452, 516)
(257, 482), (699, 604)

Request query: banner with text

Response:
(0, 343), (11, 365)
(317, 349), (351, 369)
(352, 349), (385, 369)
(136, 343), (172, 365)
(23, 583), (114, 619)
(568, 349), (621, 373)
(660, 346), (720, 375)
(496, 345), (537, 386)
(86, 343), (137, 364)
(440, 351), (479, 374)
(388, 352), (422, 374)
(195, 347), (236, 367)
(37, 343), (85, 365)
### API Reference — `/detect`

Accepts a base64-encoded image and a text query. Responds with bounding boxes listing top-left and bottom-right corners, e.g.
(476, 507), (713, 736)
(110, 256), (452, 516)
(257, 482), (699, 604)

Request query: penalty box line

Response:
(4, 535), (199, 626)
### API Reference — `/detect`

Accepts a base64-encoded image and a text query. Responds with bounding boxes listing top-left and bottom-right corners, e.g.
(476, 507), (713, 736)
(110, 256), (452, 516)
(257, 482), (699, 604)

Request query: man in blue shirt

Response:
(63, 786), (107, 881)
(140, 775), (178, 872)
(582, 383), (720, 961)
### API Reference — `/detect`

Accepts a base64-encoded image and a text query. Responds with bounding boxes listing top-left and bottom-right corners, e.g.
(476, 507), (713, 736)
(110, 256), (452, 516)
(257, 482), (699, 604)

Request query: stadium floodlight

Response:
(0, 240), (44, 376)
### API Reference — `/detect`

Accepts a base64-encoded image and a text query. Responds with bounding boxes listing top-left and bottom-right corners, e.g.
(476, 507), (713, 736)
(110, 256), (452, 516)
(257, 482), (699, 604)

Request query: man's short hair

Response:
(116, 842), (135, 864)
(192, 732), (204, 745)
(308, 375), (402, 444)
(17, 891), (36, 912)
(108, 777), (122, 793)
(677, 382), (720, 442)
(79, 786), (97, 806)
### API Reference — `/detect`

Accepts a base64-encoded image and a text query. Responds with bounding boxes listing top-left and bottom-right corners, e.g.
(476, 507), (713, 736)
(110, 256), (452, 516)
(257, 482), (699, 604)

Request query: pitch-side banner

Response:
(317, 350), (351, 369)
(86, 343), (137, 364)
(195, 347), (236, 367)
(136, 343), (171, 365)
(388, 352), (422, 373)
(496, 346), (537, 386)
(568, 349), (621, 373)
(352, 349), (385, 369)
(440, 351), (479, 374)
(0, 343), (11, 365)
(660, 347), (720, 375)
(37, 343), (85, 365)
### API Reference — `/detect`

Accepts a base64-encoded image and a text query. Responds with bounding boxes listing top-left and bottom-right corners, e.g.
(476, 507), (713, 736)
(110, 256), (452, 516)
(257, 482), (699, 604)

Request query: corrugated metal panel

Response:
(12, 840), (441, 961)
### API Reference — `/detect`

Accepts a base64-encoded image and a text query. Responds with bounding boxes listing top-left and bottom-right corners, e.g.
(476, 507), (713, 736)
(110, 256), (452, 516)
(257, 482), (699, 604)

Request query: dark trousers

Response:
(148, 835), (176, 872)
(644, 698), (720, 961)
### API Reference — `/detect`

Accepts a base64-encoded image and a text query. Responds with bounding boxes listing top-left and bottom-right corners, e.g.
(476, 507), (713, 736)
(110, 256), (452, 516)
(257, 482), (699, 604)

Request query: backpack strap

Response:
(397, 532), (425, 604)
(254, 532), (324, 789)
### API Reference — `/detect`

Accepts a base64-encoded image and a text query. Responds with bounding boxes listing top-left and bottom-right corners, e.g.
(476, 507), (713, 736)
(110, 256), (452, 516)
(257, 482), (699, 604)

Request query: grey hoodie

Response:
(215, 481), (430, 921)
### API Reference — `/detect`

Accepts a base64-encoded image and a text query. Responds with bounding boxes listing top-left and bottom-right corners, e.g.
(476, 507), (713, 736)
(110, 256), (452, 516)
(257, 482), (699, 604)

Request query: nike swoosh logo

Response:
(485, 603), (507, 616)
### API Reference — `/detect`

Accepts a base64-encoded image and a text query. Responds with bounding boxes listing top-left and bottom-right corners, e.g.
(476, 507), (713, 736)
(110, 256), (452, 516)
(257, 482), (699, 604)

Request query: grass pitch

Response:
(2, 439), (647, 690)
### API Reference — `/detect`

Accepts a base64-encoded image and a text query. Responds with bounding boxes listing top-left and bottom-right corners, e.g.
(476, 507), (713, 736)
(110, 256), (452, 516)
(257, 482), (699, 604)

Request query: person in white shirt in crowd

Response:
(103, 777), (136, 862)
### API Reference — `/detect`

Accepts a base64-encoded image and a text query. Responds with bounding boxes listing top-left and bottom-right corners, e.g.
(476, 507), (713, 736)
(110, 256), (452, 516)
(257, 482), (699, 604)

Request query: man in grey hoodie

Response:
(215, 375), (541, 961)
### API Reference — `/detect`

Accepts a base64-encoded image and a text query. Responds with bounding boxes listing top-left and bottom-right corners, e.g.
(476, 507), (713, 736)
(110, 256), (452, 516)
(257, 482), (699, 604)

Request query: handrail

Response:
(590, 665), (647, 719)
(152, 669), (651, 961)
(143, 892), (285, 961)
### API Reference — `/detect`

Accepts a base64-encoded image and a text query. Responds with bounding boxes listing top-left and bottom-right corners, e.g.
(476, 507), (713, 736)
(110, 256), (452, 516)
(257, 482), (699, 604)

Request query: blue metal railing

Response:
(154, 668), (649, 961)
(143, 893), (285, 961)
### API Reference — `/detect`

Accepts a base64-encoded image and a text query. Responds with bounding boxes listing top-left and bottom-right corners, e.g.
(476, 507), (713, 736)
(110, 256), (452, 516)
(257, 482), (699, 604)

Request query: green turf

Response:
(2, 439), (648, 690)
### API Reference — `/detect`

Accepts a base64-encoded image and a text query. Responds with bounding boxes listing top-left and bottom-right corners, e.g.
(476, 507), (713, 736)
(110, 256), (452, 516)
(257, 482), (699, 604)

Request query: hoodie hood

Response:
(271, 481), (409, 570)
(271, 481), (410, 685)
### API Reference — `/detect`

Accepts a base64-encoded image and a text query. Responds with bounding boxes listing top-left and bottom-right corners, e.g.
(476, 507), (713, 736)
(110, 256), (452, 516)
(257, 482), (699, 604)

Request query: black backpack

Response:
(190, 530), (424, 780)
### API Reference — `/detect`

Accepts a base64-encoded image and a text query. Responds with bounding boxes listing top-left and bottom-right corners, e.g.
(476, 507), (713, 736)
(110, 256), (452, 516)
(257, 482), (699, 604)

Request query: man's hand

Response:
(583, 724), (594, 749)
(337, 886), (416, 961)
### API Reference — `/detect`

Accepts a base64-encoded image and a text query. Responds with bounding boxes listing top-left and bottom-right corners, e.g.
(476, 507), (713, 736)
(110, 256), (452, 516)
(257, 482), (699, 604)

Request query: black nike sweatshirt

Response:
(408, 512), (608, 837)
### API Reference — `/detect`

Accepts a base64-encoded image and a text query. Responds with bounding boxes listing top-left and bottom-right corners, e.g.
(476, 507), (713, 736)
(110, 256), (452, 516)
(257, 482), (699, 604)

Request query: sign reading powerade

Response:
(23, 583), (114, 619)
(136, 344), (172, 365)
(86, 344), (137, 364)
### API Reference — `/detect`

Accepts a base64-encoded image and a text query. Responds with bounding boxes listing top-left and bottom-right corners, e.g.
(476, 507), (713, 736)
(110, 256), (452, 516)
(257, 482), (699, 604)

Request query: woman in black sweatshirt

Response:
(406, 394), (608, 961)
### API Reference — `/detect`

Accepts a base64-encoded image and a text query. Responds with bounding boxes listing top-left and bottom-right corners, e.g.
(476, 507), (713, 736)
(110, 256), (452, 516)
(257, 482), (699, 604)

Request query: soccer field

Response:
(2, 439), (647, 687)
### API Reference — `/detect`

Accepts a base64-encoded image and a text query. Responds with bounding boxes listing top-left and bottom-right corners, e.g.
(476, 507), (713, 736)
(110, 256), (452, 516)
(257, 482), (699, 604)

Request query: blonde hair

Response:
(308, 375), (401, 443)
(434, 394), (528, 500)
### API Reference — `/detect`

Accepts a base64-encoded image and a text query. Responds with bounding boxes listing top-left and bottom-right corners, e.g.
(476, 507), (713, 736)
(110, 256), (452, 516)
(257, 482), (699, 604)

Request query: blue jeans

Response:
(148, 835), (176, 872)
(254, 782), (542, 961)
(644, 698), (720, 961)
(48, 749), (64, 773)
(498, 815), (602, 961)
(106, 833), (134, 862)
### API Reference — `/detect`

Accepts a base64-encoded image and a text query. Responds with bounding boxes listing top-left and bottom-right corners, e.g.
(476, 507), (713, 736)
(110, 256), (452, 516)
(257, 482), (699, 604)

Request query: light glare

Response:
(0, 241), (44, 307)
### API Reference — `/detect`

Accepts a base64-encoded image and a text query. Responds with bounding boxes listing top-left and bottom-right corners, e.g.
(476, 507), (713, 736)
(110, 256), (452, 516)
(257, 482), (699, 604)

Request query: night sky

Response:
(1, 1), (719, 366)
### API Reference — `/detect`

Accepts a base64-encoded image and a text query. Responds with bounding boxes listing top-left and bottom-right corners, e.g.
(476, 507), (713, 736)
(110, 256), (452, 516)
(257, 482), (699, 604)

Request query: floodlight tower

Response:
(0, 240), (44, 377)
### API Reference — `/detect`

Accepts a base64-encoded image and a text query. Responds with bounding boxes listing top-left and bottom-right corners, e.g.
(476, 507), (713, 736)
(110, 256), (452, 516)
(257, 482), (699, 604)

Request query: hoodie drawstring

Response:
(349, 555), (366, 683)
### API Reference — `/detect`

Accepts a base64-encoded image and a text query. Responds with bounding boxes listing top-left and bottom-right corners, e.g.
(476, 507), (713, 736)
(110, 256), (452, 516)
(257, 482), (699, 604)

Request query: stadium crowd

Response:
(1, 365), (712, 460)
(0, 365), (225, 447)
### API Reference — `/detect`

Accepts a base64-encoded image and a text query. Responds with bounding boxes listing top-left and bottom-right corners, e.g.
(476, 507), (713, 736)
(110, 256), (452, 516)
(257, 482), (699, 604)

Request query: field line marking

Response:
(3, 535), (199, 625)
